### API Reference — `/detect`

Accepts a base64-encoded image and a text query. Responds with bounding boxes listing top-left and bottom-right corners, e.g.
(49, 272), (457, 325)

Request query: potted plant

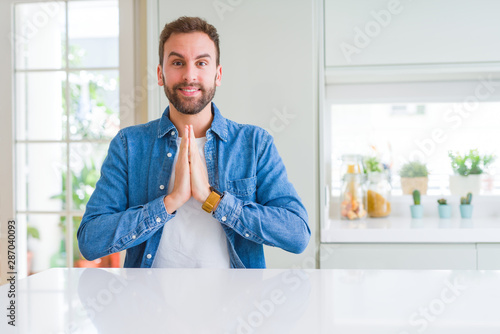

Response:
(399, 161), (429, 195)
(364, 156), (384, 174)
(437, 198), (451, 219)
(27, 224), (40, 275)
(410, 190), (423, 219)
(448, 149), (495, 195)
(460, 192), (473, 219)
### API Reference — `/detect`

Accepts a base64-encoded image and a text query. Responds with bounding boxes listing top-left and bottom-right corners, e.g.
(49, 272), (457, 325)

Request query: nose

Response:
(182, 63), (197, 83)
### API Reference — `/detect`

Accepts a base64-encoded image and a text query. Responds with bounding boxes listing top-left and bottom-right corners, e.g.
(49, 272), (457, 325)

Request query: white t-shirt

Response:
(152, 136), (230, 268)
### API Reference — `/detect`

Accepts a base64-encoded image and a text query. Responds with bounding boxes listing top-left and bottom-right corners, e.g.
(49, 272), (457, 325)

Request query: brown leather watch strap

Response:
(202, 187), (223, 213)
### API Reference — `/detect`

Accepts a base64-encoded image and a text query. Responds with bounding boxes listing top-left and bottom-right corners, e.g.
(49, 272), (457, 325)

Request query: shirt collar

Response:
(157, 102), (228, 142)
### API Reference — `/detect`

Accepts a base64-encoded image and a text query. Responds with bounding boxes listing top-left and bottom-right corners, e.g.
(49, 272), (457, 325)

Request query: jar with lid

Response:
(340, 173), (367, 220)
(340, 154), (364, 176)
(340, 154), (367, 220)
(366, 171), (391, 218)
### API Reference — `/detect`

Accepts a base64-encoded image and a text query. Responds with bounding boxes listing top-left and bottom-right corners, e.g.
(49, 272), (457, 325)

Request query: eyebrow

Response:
(168, 51), (212, 60)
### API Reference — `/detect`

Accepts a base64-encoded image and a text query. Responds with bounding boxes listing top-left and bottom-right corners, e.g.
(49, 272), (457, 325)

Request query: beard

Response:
(163, 74), (216, 115)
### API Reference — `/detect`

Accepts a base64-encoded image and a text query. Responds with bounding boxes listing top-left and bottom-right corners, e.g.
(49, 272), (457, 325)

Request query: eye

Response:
(198, 61), (208, 66)
(172, 61), (183, 66)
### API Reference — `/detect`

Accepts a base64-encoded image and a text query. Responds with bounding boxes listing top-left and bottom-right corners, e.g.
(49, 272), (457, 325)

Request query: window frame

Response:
(321, 65), (500, 229)
(1, 0), (136, 281)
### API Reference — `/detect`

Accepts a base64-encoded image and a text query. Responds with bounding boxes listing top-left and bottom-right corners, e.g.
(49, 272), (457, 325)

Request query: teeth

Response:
(181, 89), (197, 92)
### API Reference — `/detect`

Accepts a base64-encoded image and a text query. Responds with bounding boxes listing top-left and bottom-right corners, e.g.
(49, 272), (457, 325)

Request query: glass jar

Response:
(340, 173), (367, 220)
(366, 171), (391, 218)
(340, 154), (364, 176)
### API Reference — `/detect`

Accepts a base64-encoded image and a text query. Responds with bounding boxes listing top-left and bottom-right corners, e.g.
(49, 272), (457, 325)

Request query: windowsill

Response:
(322, 217), (500, 243)
(323, 195), (500, 243)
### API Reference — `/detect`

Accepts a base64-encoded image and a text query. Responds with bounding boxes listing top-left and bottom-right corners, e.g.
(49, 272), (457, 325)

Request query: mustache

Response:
(173, 83), (203, 90)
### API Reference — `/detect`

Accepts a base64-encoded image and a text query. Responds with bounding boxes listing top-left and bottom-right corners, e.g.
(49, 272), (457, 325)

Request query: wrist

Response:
(197, 184), (212, 203)
(163, 194), (182, 214)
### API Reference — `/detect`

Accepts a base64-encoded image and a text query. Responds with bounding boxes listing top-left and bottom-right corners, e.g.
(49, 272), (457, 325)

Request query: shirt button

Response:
(156, 217), (161, 223)
(132, 235), (136, 239)
(221, 216), (227, 222)
(167, 153), (172, 158)
(159, 185), (165, 190)
(171, 131), (175, 136)
(245, 233), (250, 238)
(146, 254), (152, 259)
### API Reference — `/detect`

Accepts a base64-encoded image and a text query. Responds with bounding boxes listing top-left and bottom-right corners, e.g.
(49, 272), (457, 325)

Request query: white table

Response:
(1, 268), (500, 333)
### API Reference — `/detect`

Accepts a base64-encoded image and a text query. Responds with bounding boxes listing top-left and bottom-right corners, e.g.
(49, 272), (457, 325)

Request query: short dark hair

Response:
(158, 16), (220, 66)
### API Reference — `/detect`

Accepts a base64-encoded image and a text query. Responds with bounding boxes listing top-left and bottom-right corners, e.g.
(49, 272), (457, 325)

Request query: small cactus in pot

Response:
(460, 193), (473, 205)
(437, 198), (447, 205)
(437, 198), (451, 219)
(410, 190), (424, 219)
(460, 192), (473, 219)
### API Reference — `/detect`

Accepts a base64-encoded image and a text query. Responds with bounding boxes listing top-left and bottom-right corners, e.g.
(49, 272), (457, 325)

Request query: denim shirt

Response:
(78, 103), (310, 268)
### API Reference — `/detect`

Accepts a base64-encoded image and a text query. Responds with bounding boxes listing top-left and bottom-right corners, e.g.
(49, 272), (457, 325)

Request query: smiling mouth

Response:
(178, 87), (201, 96)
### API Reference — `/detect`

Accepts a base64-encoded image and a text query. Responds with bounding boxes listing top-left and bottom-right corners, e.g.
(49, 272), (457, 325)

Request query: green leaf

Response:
(449, 149), (496, 175)
(364, 156), (383, 173)
(399, 161), (429, 177)
(27, 225), (40, 239)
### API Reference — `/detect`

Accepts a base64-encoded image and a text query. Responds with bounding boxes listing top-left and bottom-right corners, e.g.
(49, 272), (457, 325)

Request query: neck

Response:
(169, 103), (213, 138)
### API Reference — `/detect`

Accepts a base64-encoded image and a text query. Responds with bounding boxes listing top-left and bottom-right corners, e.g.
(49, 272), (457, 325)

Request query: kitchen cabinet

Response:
(320, 243), (477, 270)
(320, 217), (500, 269)
(477, 244), (500, 270)
(324, 0), (500, 68)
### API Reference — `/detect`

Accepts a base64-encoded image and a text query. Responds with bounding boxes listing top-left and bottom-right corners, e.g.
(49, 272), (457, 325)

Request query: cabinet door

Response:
(320, 243), (477, 269)
(325, 0), (500, 67)
(154, 0), (317, 268)
(477, 244), (500, 270)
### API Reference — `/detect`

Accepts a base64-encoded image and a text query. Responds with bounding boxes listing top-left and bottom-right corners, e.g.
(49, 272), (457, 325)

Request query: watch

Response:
(202, 187), (223, 213)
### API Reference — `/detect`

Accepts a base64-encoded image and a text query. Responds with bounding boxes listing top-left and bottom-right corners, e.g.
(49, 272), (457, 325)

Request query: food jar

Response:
(366, 171), (391, 218)
(340, 173), (367, 220)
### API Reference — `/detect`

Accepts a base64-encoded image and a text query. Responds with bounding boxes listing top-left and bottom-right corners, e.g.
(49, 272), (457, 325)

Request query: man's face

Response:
(157, 32), (222, 115)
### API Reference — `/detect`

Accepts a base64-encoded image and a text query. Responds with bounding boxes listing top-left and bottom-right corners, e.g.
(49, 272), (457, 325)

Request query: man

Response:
(78, 16), (310, 269)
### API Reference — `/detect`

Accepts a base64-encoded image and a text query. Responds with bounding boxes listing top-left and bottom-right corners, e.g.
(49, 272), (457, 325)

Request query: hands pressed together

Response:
(163, 125), (211, 214)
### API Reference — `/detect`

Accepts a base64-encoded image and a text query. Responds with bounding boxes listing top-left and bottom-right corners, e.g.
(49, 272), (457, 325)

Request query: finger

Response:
(185, 125), (190, 146)
(179, 125), (189, 163)
(189, 125), (198, 163)
(190, 124), (195, 140)
(180, 125), (189, 147)
(189, 125), (196, 148)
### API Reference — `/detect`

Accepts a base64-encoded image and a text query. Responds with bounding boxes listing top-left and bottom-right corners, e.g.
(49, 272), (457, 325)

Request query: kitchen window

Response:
(9, 0), (136, 278)
(328, 101), (500, 196)
(323, 77), (500, 218)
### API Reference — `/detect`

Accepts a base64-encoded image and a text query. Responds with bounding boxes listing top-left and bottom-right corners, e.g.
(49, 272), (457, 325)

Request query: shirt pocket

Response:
(226, 176), (257, 198)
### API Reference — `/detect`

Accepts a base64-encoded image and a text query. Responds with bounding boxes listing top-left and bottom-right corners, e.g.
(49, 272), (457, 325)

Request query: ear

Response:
(215, 65), (222, 87)
(157, 65), (164, 86)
